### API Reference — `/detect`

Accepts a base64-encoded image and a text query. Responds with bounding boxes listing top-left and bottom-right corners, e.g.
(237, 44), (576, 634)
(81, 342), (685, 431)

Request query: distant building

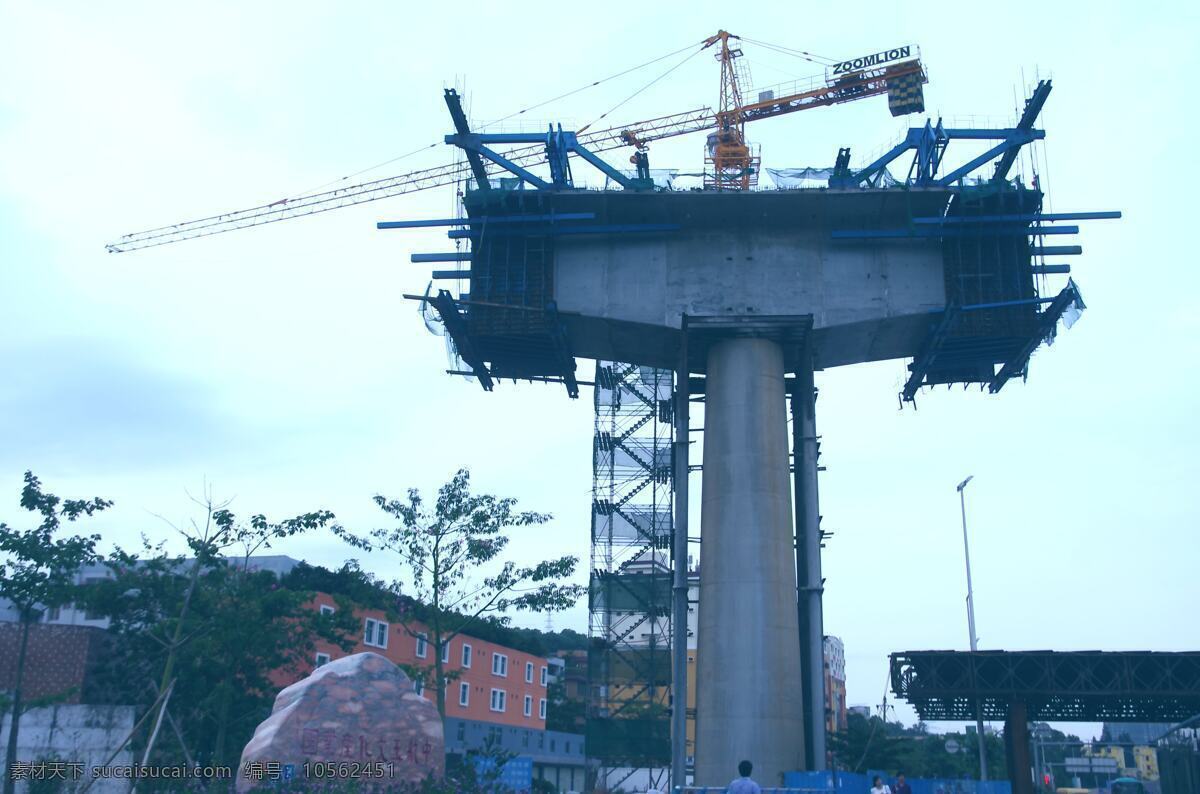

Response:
(1132, 745), (1159, 781)
(1102, 722), (1172, 745)
(824, 635), (848, 734)
(848, 705), (871, 719)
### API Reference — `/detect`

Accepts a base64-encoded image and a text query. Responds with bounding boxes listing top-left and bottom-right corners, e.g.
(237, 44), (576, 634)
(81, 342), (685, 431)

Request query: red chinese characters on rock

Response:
(297, 729), (434, 765)
(237, 652), (444, 792)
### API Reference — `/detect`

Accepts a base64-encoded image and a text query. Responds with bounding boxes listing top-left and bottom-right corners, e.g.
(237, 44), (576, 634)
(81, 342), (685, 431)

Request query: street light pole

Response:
(957, 475), (989, 782)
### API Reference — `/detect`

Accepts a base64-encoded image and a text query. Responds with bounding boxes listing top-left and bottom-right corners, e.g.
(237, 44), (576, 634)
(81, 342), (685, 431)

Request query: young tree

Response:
(335, 468), (586, 717)
(0, 472), (110, 794)
(88, 495), (361, 768)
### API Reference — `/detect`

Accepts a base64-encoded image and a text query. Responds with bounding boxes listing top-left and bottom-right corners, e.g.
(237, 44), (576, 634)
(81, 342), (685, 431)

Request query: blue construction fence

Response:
(782, 771), (1012, 794)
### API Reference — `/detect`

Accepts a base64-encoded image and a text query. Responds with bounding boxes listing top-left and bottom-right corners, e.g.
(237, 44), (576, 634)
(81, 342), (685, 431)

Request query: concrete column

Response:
(695, 337), (805, 786)
(1005, 700), (1034, 794)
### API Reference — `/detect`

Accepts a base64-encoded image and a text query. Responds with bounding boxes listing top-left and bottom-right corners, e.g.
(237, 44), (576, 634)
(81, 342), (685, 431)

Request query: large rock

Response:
(238, 652), (443, 791)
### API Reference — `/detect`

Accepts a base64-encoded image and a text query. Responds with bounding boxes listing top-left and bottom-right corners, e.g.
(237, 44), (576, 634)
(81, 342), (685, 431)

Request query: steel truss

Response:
(891, 650), (1200, 723)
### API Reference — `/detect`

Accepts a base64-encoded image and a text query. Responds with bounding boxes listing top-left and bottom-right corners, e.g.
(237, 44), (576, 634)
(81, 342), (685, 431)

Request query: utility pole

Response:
(957, 475), (989, 782)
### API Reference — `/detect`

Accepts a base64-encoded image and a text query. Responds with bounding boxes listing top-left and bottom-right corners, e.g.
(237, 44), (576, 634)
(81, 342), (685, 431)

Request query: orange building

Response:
(281, 592), (550, 731)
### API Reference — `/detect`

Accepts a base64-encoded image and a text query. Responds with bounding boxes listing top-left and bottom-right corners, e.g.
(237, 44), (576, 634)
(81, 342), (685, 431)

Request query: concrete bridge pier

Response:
(694, 336), (805, 786)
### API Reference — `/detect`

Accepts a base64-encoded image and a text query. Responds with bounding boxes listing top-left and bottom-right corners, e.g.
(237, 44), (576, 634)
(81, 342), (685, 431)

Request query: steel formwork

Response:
(588, 361), (675, 792)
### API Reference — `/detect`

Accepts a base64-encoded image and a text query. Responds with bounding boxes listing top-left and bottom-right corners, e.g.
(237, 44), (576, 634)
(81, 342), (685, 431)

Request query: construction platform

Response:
(414, 182), (1086, 403)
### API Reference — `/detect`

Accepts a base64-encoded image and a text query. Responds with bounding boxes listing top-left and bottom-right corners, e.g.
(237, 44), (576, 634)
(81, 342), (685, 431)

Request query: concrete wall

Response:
(556, 230), (943, 332)
(0, 704), (135, 793)
(547, 188), (951, 370)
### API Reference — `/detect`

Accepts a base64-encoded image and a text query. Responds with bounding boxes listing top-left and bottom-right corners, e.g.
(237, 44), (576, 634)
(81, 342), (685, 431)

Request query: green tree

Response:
(335, 468), (586, 717)
(545, 678), (585, 734)
(0, 472), (110, 794)
(88, 499), (361, 768)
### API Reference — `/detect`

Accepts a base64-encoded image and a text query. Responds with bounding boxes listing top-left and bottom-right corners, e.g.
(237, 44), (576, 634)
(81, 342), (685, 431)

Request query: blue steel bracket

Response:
(848, 80), (1053, 188)
(988, 282), (1083, 393)
(427, 290), (494, 393)
(443, 129), (652, 191)
(901, 283), (1085, 403)
(901, 307), (961, 403)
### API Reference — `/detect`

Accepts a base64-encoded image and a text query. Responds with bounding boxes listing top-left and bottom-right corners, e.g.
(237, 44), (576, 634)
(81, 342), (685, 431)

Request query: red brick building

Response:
(281, 593), (550, 730)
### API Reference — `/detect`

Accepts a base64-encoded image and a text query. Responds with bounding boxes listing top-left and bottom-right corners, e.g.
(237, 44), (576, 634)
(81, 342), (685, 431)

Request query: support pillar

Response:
(1005, 700), (1033, 794)
(792, 341), (826, 770)
(694, 337), (805, 786)
(671, 322), (691, 790)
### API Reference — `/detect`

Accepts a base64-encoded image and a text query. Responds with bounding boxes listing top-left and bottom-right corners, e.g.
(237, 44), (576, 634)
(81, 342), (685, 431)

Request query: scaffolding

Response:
(588, 361), (675, 792)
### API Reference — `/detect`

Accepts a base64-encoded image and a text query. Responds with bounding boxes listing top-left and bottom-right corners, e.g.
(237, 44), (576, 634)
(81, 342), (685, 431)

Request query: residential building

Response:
(445, 717), (585, 791)
(1132, 745), (1159, 781)
(282, 591), (551, 731)
(824, 635), (848, 734)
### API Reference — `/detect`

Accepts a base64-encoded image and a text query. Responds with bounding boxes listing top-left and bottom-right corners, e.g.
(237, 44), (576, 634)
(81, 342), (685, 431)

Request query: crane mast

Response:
(705, 30), (760, 190)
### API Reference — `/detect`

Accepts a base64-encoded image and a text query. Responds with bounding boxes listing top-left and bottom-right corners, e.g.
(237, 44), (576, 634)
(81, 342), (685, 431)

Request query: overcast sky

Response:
(2, 2), (1197, 739)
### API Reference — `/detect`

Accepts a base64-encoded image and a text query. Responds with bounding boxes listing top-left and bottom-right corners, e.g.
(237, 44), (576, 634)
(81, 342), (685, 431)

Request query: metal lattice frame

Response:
(891, 651), (1200, 722)
(588, 362), (675, 791)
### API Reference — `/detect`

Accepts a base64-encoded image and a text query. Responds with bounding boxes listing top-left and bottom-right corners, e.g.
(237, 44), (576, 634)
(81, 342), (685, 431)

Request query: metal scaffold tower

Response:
(588, 361), (675, 793)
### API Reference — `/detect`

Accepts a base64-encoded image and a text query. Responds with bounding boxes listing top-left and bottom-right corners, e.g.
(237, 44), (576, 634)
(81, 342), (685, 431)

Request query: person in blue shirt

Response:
(893, 772), (912, 794)
(727, 759), (761, 794)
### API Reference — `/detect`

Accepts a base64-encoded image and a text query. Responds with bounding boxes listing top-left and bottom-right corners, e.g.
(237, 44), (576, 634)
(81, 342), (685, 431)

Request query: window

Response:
(565, 741), (571, 754)
(459, 682), (470, 707)
(415, 632), (428, 658)
(492, 653), (508, 677)
(441, 641), (450, 664)
(414, 678), (424, 696)
(319, 604), (335, 616)
(462, 643), (472, 668)
(525, 661), (534, 683)
(364, 618), (388, 649)
(490, 688), (507, 712)
(540, 665), (548, 687)
(315, 652), (331, 667)
(539, 698), (547, 720)
(550, 738), (556, 752)
(523, 695), (532, 717)
(456, 722), (465, 742)
(45, 607), (61, 622)
(522, 731), (530, 748)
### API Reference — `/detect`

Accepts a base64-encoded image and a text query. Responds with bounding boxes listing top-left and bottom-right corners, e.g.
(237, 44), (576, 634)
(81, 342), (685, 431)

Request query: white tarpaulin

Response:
(766, 166), (899, 189)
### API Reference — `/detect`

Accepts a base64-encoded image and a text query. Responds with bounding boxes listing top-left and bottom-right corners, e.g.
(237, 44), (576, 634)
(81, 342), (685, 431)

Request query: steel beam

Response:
(377, 212), (595, 229)
(671, 321), (691, 791)
(792, 336), (826, 770)
(1031, 245), (1082, 256)
(410, 252), (471, 263)
(912, 211), (1121, 225)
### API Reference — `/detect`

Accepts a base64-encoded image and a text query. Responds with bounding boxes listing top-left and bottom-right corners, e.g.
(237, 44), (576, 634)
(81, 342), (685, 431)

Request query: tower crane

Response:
(106, 32), (926, 253)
